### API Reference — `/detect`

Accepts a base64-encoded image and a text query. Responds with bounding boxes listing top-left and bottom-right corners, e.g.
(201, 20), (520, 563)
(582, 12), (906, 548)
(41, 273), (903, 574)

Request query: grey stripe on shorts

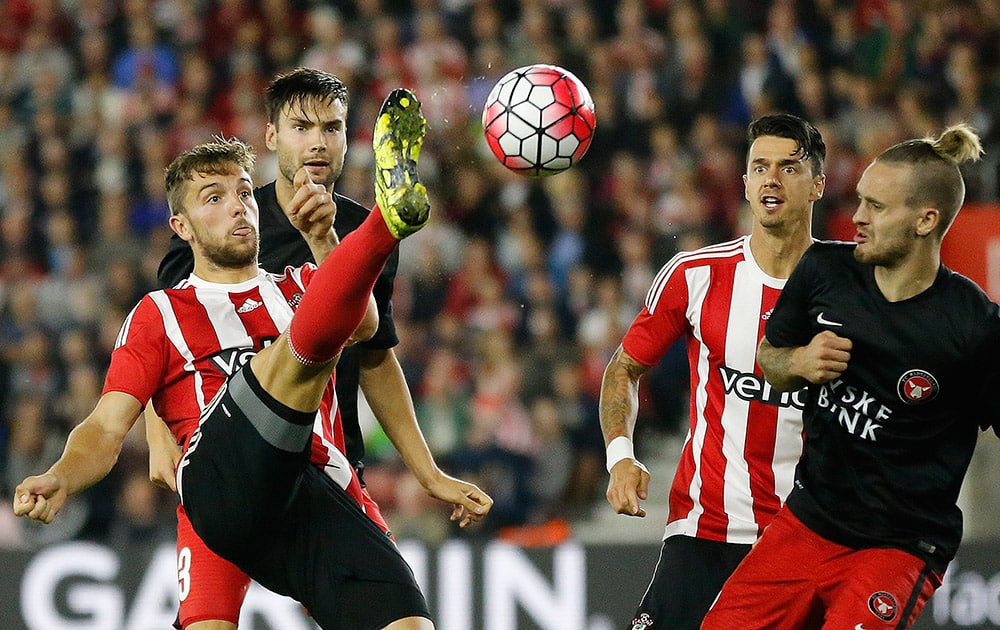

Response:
(228, 368), (313, 452)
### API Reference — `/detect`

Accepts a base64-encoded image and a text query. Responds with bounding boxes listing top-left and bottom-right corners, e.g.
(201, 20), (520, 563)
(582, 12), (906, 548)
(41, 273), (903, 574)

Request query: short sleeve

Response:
(972, 314), (1000, 433)
(622, 260), (690, 366)
(103, 296), (169, 405)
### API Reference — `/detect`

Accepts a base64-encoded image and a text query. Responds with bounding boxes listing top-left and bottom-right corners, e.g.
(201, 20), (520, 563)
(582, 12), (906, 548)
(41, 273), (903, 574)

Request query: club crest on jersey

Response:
(631, 613), (653, 629)
(868, 591), (898, 621)
(288, 292), (303, 309)
(896, 369), (939, 405)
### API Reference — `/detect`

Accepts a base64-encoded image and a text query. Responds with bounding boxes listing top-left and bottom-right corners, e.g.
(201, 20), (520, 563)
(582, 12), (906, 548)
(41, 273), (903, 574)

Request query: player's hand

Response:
(288, 166), (337, 241)
(606, 458), (650, 517)
(793, 330), (852, 384)
(425, 473), (494, 528)
(148, 439), (180, 492)
(145, 406), (180, 492)
(13, 473), (67, 524)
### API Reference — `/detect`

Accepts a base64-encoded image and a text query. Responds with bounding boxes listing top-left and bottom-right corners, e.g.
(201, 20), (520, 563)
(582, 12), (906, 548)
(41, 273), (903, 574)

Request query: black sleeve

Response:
(157, 232), (195, 288)
(334, 194), (400, 351)
(973, 314), (1000, 433)
(764, 244), (820, 348)
(361, 247), (400, 350)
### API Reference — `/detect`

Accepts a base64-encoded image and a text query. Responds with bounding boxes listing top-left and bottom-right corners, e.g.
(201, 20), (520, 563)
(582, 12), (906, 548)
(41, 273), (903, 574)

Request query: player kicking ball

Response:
(14, 89), (484, 630)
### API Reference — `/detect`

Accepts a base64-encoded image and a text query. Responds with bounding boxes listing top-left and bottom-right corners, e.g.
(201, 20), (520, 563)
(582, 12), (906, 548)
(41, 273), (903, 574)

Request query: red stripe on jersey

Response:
(687, 261), (738, 540)
(228, 287), (282, 342)
(745, 285), (782, 535)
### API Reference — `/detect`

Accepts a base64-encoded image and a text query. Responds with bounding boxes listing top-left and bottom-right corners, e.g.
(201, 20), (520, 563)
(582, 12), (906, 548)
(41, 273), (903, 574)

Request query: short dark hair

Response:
(876, 124), (983, 234)
(165, 137), (256, 216)
(264, 67), (349, 124)
(747, 113), (826, 176)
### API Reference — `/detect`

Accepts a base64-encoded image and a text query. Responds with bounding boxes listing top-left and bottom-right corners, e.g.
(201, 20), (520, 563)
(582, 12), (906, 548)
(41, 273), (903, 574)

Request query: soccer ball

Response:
(482, 64), (596, 177)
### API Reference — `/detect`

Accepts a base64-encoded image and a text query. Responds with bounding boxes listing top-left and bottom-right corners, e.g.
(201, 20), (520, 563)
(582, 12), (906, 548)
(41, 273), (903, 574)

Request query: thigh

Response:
(631, 535), (750, 630)
(702, 509), (825, 630)
(176, 504), (250, 629)
(822, 547), (942, 630)
(179, 368), (313, 559)
(244, 466), (430, 630)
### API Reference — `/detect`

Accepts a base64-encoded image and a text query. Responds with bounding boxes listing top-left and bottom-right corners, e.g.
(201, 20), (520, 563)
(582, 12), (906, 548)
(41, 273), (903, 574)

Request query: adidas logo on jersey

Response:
(237, 298), (263, 313)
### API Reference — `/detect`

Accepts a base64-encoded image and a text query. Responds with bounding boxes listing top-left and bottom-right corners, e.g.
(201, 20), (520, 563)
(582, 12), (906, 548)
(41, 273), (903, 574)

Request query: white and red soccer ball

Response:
(482, 64), (597, 177)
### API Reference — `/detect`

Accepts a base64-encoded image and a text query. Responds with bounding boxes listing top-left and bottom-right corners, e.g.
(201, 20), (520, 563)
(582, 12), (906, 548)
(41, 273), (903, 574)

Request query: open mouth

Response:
(761, 195), (783, 209)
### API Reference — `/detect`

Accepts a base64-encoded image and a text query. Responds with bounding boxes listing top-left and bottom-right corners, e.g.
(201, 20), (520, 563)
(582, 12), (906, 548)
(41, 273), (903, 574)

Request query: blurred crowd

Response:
(0, 0), (998, 548)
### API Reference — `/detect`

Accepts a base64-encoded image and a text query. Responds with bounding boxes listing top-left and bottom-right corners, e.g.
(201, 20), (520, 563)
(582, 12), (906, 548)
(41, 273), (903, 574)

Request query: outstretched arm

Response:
(758, 331), (852, 391)
(600, 345), (652, 518)
(360, 347), (493, 527)
(13, 391), (143, 524)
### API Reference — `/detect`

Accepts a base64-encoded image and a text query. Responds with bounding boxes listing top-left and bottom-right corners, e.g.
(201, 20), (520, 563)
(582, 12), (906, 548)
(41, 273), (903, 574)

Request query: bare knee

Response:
(381, 616), (435, 630)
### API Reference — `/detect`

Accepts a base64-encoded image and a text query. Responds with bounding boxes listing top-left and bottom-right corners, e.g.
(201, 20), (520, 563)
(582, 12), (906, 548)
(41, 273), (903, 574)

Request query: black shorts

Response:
(178, 367), (430, 630)
(630, 535), (751, 630)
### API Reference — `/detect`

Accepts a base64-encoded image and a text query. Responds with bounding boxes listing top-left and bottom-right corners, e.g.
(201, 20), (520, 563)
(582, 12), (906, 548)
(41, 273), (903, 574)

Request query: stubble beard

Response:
(853, 235), (910, 267)
(200, 235), (259, 269)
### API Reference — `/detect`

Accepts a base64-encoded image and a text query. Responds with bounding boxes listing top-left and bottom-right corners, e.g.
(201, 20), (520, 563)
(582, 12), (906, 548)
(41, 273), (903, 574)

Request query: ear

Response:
(810, 173), (826, 201)
(169, 213), (194, 242)
(915, 207), (940, 237)
(742, 173), (750, 202)
(265, 122), (277, 151)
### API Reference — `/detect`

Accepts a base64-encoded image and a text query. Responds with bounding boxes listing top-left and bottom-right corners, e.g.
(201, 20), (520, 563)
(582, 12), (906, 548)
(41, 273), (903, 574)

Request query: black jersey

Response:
(157, 182), (400, 470)
(765, 241), (1000, 571)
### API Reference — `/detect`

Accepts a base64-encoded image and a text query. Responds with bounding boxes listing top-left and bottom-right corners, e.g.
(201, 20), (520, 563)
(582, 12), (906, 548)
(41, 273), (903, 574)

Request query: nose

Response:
(229, 192), (250, 216)
(763, 166), (782, 187)
(310, 127), (327, 151)
(851, 203), (867, 226)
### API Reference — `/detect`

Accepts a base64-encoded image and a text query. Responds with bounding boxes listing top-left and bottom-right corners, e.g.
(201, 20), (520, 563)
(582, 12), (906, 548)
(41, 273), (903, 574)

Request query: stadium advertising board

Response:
(1, 539), (998, 629)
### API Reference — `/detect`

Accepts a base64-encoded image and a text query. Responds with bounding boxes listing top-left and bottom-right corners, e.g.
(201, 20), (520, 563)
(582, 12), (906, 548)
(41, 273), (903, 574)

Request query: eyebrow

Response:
(750, 157), (804, 167)
(287, 115), (344, 127)
(196, 176), (252, 195)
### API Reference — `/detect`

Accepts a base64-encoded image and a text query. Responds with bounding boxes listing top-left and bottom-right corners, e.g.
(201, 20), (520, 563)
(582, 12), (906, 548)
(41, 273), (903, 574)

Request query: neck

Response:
(873, 247), (940, 302)
(748, 222), (814, 279)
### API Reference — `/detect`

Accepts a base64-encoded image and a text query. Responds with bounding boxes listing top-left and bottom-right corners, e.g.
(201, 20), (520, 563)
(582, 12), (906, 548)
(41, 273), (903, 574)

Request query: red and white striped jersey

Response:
(104, 267), (355, 491)
(623, 236), (805, 544)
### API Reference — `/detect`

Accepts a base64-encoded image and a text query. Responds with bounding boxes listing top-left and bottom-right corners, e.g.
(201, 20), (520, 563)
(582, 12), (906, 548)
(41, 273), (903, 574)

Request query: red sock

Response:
(288, 208), (397, 364)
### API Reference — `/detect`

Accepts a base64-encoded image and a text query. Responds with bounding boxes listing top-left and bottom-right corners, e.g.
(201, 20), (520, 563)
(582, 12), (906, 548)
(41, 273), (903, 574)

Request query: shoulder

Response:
(660, 237), (748, 274)
(333, 193), (370, 234)
(253, 182), (278, 209)
(805, 239), (856, 258)
(939, 266), (999, 316)
(117, 291), (170, 345)
(797, 239), (858, 272)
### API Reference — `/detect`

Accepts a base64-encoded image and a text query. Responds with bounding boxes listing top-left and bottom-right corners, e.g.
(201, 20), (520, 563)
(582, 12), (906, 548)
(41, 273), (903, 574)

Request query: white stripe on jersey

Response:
(720, 259), (765, 539)
(255, 278), (295, 333)
(150, 290), (208, 411)
(115, 303), (139, 349)
(197, 286), (254, 350)
(681, 263), (713, 531)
